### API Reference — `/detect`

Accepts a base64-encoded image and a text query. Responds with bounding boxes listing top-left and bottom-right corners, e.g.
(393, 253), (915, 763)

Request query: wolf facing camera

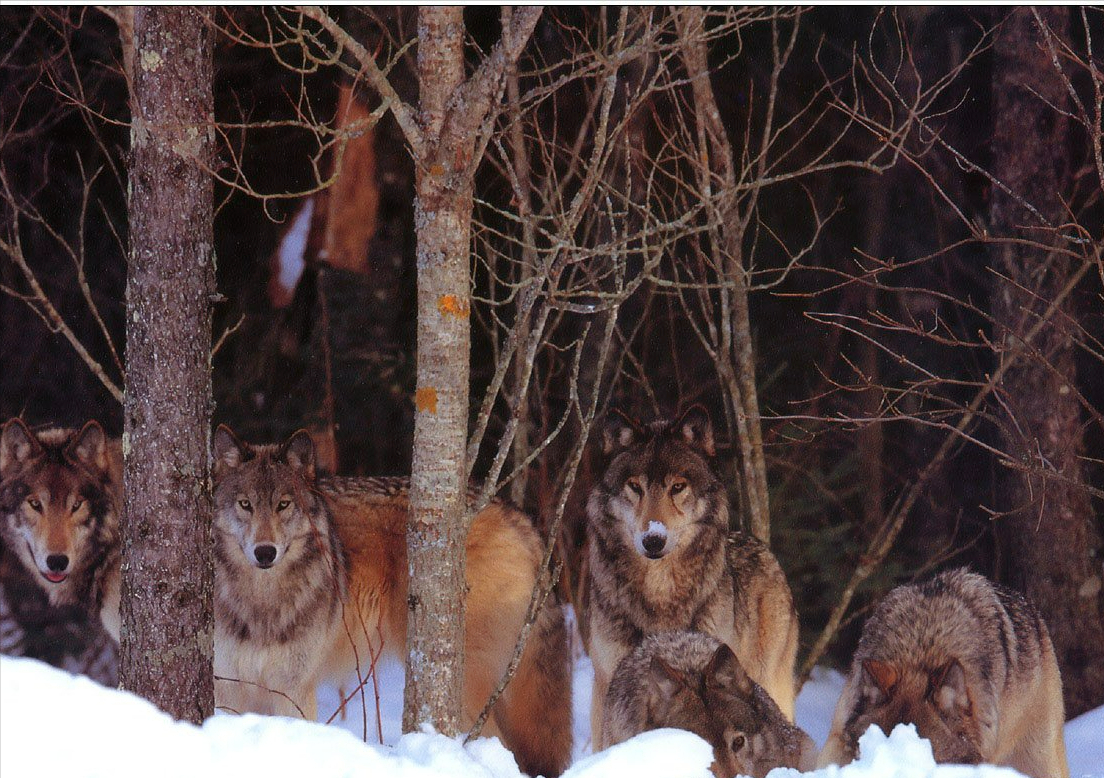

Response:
(0, 418), (122, 631)
(582, 406), (799, 749)
(213, 426), (573, 777)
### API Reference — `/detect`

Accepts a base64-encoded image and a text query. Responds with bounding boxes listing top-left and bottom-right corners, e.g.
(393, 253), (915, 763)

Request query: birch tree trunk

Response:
(120, 5), (215, 724)
(292, 4), (540, 733)
(400, 4), (543, 735)
(403, 6), (471, 735)
(990, 6), (1104, 716)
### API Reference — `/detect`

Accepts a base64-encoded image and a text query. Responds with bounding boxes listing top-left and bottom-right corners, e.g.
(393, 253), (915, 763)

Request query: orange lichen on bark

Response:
(415, 386), (438, 414)
(437, 294), (470, 318)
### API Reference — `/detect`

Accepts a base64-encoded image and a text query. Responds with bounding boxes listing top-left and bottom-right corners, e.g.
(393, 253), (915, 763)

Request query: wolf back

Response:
(819, 568), (1069, 778)
(583, 407), (799, 748)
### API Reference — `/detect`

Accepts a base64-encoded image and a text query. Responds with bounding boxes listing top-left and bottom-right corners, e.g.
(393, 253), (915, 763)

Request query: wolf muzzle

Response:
(252, 543), (278, 568)
(635, 522), (671, 559)
(43, 552), (70, 583)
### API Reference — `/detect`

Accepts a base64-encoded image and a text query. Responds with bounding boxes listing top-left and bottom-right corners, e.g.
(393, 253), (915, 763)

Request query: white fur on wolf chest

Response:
(212, 554), (340, 719)
(214, 617), (332, 718)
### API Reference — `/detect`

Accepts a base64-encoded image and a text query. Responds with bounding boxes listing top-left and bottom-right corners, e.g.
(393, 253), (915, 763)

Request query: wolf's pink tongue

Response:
(44, 572), (67, 583)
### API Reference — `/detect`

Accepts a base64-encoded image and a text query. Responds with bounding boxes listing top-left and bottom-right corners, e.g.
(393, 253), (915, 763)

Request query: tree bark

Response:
(400, 4), (542, 735)
(403, 6), (471, 736)
(990, 6), (1104, 717)
(120, 5), (215, 724)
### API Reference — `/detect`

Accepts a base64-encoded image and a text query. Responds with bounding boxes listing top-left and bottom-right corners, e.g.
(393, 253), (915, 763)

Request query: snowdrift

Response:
(2, 656), (1100, 778)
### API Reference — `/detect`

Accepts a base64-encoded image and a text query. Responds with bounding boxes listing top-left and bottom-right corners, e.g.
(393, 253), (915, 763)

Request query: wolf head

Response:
(590, 406), (725, 560)
(643, 640), (815, 778)
(843, 656), (983, 764)
(0, 418), (119, 608)
(212, 425), (328, 574)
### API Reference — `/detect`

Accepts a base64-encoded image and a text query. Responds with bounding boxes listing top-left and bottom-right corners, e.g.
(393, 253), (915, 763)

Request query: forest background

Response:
(1, 5), (1102, 727)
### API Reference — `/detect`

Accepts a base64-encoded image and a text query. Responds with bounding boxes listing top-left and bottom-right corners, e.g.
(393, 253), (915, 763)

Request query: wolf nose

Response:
(642, 534), (666, 556)
(253, 544), (277, 567)
(46, 554), (70, 573)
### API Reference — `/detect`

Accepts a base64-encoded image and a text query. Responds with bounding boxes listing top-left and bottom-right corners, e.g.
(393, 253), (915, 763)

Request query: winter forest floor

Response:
(2, 634), (1101, 778)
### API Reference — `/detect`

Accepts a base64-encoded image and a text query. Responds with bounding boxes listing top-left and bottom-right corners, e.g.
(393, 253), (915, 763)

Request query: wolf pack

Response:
(0, 407), (1070, 778)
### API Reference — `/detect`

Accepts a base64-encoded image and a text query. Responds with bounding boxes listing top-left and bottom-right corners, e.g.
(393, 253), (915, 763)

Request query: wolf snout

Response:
(636, 524), (670, 559)
(642, 534), (666, 557)
(253, 544), (278, 568)
(42, 553), (70, 583)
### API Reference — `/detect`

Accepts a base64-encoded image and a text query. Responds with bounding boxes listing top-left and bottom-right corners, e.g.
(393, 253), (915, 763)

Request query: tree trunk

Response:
(403, 6), (471, 736)
(120, 5), (215, 724)
(990, 6), (1104, 717)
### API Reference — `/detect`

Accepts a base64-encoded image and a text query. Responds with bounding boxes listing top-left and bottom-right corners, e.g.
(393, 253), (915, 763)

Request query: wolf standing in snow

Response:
(583, 407), (799, 748)
(213, 426), (572, 777)
(211, 426), (347, 722)
(0, 418), (122, 635)
(819, 568), (1069, 778)
(604, 631), (816, 778)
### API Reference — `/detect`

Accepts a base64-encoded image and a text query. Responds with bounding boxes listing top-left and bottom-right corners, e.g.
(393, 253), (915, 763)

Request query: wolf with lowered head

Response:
(213, 425), (572, 778)
(819, 568), (1068, 778)
(0, 418), (122, 632)
(605, 631), (816, 778)
(583, 406), (799, 749)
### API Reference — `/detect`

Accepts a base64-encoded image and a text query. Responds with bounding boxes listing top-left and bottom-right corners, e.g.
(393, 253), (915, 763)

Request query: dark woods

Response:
(1, 7), (1102, 717)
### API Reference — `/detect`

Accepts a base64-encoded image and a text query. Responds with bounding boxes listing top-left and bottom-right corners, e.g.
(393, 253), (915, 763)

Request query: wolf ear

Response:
(703, 642), (754, 699)
(932, 659), (971, 716)
(646, 655), (693, 723)
(1, 418), (40, 474)
(861, 659), (899, 701)
(67, 420), (108, 472)
(601, 409), (640, 456)
(676, 405), (715, 457)
(213, 425), (248, 475)
(280, 430), (315, 479)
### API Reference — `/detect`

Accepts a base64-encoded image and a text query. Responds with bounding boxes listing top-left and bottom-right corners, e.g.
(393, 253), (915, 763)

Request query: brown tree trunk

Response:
(403, 6), (472, 736)
(990, 6), (1104, 717)
(120, 5), (215, 724)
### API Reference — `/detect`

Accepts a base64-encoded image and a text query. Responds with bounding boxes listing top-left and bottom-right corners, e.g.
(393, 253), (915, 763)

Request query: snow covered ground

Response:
(1, 652), (1100, 778)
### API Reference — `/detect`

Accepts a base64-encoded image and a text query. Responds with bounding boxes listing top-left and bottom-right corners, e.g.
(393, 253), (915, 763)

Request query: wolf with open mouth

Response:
(0, 419), (121, 620)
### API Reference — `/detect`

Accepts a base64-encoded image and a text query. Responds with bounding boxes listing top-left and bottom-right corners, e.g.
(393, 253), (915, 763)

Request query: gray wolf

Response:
(214, 426), (572, 777)
(583, 406), (799, 749)
(212, 425), (347, 722)
(604, 631), (816, 778)
(0, 419), (121, 631)
(819, 568), (1069, 778)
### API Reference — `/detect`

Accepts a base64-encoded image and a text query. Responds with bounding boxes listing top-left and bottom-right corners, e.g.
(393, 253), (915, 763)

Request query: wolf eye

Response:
(729, 734), (746, 753)
(626, 479), (644, 496)
(238, 499), (252, 512)
(71, 499), (84, 513)
(276, 499), (291, 511)
(26, 498), (42, 512)
(669, 481), (687, 495)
